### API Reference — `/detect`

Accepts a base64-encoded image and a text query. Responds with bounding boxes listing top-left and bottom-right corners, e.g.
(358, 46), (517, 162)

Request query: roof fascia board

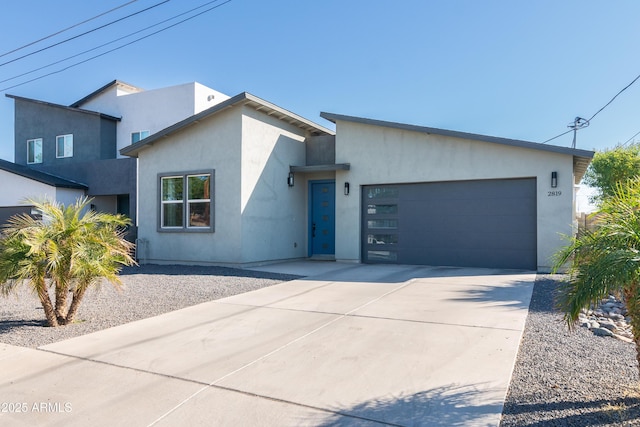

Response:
(6, 94), (121, 121)
(243, 93), (335, 136)
(121, 92), (334, 157)
(320, 112), (595, 160)
(0, 160), (88, 189)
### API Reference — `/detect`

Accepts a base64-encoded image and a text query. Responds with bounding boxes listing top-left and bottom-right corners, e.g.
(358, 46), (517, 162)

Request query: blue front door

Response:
(310, 181), (335, 255)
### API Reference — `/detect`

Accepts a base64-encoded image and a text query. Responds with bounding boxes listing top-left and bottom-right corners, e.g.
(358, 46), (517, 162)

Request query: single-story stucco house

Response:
(120, 90), (594, 272)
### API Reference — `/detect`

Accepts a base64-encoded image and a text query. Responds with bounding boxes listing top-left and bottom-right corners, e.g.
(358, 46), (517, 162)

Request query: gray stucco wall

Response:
(35, 158), (136, 195)
(13, 98), (117, 166)
(306, 135), (336, 166)
(133, 105), (309, 266)
(333, 119), (578, 272)
(36, 158), (137, 222)
(11, 98), (134, 222)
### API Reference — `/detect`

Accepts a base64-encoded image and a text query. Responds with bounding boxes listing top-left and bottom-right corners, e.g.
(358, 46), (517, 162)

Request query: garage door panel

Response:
(400, 247), (535, 269)
(403, 197), (534, 217)
(363, 179), (537, 269)
(400, 179), (531, 198)
(473, 232), (536, 250)
(398, 214), (533, 241)
(435, 231), (536, 250)
(466, 214), (535, 233)
(401, 231), (536, 251)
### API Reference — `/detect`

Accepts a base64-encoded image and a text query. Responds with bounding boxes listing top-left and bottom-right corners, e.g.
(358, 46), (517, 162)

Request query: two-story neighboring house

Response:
(1, 80), (230, 236)
(69, 80), (229, 156)
(7, 94), (131, 218)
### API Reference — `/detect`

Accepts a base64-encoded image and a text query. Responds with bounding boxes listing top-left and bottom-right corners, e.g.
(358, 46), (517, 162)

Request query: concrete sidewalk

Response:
(0, 263), (535, 426)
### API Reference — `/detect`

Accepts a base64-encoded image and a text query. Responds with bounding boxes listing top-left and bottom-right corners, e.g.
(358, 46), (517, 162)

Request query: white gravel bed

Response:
(501, 276), (640, 426)
(0, 264), (300, 348)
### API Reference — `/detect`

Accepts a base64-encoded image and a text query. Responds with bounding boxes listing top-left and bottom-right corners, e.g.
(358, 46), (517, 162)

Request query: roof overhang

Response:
(121, 92), (334, 158)
(69, 80), (143, 108)
(243, 95), (335, 136)
(573, 156), (592, 183)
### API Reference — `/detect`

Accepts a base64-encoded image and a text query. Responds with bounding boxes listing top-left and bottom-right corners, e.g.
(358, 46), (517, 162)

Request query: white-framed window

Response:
(56, 134), (73, 158)
(161, 175), (183, 228)
(159, 171), (214, 232)
(27, 138), (43, 164)
(131, 130), (150, 144)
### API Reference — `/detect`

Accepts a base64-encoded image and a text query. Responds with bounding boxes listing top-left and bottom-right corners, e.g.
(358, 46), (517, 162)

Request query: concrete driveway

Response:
(0, 262), (535, 426)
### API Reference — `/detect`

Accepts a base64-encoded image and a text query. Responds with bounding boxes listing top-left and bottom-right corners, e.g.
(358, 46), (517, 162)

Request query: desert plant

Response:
(554, 178), (640, 371)
(0, 197), (135, 327)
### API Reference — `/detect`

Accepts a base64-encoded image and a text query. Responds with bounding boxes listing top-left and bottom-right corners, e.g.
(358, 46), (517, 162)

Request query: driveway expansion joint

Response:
(33, 347), (401, 427)
(36, 347), (208, 386)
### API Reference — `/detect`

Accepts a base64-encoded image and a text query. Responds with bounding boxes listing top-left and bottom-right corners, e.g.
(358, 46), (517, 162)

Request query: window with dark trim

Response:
(56, 134), (73, 158)
(27, 138), (43, 164)
(159, 171), (214, 232)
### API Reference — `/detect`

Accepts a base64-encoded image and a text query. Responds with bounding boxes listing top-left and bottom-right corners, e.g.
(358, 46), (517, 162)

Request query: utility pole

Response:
(567, 117), (590, 148)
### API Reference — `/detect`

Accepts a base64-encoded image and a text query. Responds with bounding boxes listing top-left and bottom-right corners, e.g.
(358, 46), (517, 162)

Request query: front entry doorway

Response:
(309, 181), (336, 256)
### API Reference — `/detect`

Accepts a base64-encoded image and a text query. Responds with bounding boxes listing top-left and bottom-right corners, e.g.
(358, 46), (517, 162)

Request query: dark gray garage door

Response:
(362, 178), (537, 269)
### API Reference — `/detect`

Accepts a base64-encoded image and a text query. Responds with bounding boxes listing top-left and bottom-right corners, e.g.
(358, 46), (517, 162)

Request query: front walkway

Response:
(0, 263), (535, 426)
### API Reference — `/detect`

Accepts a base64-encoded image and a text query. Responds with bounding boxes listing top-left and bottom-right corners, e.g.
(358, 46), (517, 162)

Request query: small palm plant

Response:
(0, 197), (136, 327)
(554, 178), (640, 370)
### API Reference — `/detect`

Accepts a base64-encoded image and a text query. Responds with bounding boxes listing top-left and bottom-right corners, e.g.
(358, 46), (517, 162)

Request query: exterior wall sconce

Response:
(344, 182), (350, 195)
(551, 172), (558, 188)
(287, 172), (294, 187)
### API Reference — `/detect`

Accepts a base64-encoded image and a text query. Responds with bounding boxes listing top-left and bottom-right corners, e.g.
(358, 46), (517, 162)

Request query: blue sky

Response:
(1, 0), (639, 167)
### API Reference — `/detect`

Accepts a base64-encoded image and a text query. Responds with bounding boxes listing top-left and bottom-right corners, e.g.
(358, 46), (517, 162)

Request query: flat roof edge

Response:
(290, 163), (350, 173)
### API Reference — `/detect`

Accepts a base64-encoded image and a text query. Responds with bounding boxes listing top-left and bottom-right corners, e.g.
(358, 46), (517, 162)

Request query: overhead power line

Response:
(586, 73), (640, 124)
(0, 0), (225, 86)
(541, 129), (572, 144)
(0, 0), (233, 93)
(0, 0), (170, 69)
(0, 0), (139, 59)
(542, 71), (640, 146)
(621, 129), (640, 147)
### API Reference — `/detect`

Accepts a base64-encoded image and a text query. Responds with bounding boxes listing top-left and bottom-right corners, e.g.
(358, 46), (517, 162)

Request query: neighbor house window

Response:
(56, 134), (73, 158)
(27, 138), (43, 164)
(159, 171), (214, 231)
(131, 130), (150, 144)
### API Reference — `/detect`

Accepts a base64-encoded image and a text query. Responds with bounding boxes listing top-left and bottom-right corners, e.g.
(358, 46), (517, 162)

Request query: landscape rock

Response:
(592, 327), (614, 337)
(501, 276), (640, 426)
(599, 322), (617, 331)
(579, 295), (634, 342)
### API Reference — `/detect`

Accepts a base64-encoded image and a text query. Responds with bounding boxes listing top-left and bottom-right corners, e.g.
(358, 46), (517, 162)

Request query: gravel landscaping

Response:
(0, 264), (300, 348)
(2, 266), (640, 425)
(501, 275), (640, 426)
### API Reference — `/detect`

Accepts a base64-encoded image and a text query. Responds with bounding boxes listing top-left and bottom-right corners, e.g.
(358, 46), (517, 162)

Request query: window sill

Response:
(157, 227), (214, 233)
